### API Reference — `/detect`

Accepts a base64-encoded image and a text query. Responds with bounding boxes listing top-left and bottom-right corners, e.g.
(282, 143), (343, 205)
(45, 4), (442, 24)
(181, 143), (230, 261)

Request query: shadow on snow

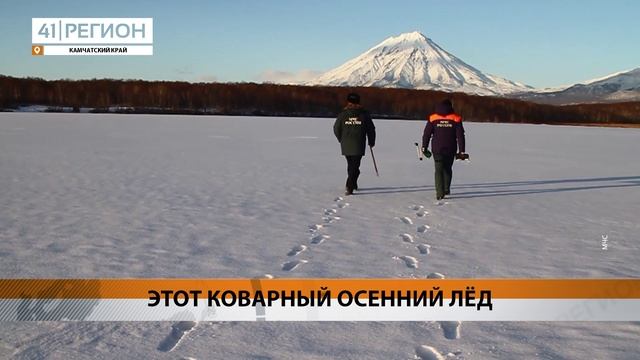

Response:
(355, 176), (640, 198)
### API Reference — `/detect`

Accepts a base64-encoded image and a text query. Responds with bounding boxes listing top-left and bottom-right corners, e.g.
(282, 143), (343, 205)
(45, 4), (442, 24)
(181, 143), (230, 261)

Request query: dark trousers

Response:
(433, 154), (455, 198)
(345, 155), (362, 191)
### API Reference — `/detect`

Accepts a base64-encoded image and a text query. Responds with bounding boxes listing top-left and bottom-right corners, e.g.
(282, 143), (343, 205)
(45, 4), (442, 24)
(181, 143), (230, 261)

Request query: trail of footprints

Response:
(395, 203), (463, 359)
(156, 196), (350, 354)
(281, 196), (349, 272)
(393, 205), (433, 270)
(154, 198), (452, 356)
(281, 195), (464, 355)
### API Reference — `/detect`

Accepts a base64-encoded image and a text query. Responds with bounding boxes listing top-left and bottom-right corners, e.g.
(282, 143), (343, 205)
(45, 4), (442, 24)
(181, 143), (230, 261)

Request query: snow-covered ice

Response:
(1, 113), (639, 358)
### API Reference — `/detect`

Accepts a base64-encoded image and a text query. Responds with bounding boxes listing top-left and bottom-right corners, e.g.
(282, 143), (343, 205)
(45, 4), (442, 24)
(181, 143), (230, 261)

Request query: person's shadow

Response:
(356, 176), (640, 198)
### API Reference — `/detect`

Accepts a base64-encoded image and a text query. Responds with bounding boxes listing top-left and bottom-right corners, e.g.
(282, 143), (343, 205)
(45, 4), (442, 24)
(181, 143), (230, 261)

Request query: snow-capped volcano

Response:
(309, 31), (533, 96)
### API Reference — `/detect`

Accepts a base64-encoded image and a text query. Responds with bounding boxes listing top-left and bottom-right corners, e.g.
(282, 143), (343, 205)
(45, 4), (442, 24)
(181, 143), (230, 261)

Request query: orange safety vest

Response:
(428, 113), (462, 123)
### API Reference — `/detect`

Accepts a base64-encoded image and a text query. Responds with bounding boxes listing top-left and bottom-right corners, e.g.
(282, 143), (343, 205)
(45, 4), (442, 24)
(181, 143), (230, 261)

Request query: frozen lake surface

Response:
(1, 113), (639, 359)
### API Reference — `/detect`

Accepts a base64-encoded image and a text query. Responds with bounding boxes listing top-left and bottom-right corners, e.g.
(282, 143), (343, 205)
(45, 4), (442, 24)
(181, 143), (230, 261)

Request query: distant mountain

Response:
(308, 31), (533, 96)
(517, 68), (640, 104)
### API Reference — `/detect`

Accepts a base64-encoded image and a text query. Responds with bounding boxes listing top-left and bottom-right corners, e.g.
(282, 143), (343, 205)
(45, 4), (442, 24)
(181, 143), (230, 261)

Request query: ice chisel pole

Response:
(415, 142), (423, 161)
(370, 146), (379, 176)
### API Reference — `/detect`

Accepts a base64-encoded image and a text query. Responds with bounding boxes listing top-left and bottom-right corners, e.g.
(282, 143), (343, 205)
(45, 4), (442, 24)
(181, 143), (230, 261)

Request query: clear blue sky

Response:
(1, 0), (638, 88)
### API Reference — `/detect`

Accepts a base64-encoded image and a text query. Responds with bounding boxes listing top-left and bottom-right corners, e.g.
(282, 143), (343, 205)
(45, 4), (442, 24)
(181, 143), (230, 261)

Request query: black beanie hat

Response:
(435, 99), (454, 115)
(347, 92), (360, 104)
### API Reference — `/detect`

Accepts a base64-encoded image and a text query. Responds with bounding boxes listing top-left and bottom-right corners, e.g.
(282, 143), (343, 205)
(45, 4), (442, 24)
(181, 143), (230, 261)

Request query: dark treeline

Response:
(1, 76), (638, 125)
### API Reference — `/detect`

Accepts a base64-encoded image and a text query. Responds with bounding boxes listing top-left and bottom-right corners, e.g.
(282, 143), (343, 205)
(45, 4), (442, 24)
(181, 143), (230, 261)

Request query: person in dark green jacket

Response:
(333, 93), (376, 195)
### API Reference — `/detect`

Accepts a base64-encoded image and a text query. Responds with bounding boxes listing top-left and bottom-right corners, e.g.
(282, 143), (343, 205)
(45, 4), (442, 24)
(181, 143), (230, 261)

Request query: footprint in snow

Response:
(416, 210), (428, 217)
(287, 244), (307, 256)
(157, 321), (198, 352)
(394, 255), (419, 269)
(398, 216), (413, 225)
(411, 205), (424, 211)
(427, 272), (445, 279)
(310, 234), (330, 244)
(282, 259), (308, 271)
(434, 200), (449, 206)
(414, 345), (445, 360)
(440, 320), (462, 340)
(334, 196), (344, 202)
(336, 202), (350, 209)
(417, 244), (431, 255)
(308, 224), (323, 232)
(323, 216), (340, 224)
(324, 208), (338, 215)
(417, 224), (430, 233)
(400, 233), (414, 243)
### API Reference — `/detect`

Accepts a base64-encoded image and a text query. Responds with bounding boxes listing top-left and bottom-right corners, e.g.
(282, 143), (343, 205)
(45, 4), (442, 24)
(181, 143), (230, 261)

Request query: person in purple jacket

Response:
(422, 99), (468, 200)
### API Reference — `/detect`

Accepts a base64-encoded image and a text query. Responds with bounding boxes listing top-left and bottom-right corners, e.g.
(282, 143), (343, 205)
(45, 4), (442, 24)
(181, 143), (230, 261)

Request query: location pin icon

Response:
(32, 45), (43, 56)
(34, 46), (40, 54)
